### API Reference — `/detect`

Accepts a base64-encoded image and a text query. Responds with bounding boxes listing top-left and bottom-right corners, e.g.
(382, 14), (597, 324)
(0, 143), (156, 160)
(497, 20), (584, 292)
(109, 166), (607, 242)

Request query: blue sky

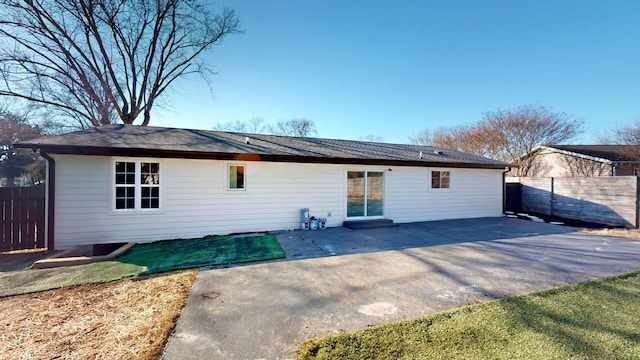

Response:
(154, 0), (640, 144)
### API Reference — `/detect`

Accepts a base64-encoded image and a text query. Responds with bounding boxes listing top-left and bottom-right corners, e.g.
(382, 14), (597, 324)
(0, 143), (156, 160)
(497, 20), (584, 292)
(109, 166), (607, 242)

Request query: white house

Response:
(17, 125), (510, 250)
(522, 145), (640, 177)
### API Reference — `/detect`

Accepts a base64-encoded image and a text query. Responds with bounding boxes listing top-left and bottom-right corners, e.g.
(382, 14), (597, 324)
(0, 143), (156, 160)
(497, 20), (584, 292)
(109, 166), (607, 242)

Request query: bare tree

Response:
(479, 105), (583, 175)
(360, 134), (385, 143)
(0, 0), (240, 128)
(212, 120), (250, 132)
(602, 120), (640, 145)
(0, 113), (45, 185)
(212, 117), (318, 137)
(409, 129), (433, 145)
(598, 120), (640, 160)
(246, 117), (271, 134)
(410, 125), (484, 155)
(273, 118), (317, 137)
(411, 105), (583, 176)
(212, 117), (272, 134)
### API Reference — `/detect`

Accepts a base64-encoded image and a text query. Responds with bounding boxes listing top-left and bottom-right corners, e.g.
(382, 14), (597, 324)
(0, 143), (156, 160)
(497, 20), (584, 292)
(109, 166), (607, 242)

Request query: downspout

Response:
(502, 167), (512, 214)
(40, 151), (55, 252)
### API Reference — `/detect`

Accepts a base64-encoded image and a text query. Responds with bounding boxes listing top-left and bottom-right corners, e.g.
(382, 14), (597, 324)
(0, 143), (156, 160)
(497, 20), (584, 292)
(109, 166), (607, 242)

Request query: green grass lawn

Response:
(0, 234), (284, 297)
(299, 271), (640, 360)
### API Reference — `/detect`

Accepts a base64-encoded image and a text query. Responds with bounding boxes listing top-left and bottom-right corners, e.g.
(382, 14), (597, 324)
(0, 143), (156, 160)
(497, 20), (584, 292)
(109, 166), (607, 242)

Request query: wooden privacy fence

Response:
(0, 186), (46, 252)
(512, 177), (639, 228)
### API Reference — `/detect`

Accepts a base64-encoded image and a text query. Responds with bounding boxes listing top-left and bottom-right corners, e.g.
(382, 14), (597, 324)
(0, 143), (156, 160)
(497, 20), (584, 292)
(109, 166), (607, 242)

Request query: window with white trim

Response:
(228, 164), (245, 190)
(140, 162), (160, 208)
(431, 170), (450, 189)
(114, 161), (160, 210)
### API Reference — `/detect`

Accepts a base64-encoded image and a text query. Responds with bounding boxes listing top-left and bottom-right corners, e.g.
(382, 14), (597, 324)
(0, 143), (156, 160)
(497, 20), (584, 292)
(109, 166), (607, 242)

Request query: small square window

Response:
(115, 186), (135, 209)
(431, 171), (450, 189)
(115, 161), (136, 185)
(141, 162), (160, 184)
(141, 186), (160, 209)
(228, 165), (245, 190)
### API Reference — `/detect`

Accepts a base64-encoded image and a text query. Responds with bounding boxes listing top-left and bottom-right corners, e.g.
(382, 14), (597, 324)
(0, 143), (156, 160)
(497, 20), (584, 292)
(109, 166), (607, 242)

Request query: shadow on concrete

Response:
(164, 216), (640, 359)
(272, 217), (576, 262)
(0, 250), (52, 272)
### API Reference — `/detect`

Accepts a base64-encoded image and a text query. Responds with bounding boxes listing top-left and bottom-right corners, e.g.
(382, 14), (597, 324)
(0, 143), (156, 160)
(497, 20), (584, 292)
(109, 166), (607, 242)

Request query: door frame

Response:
(345, 169), (386, 220)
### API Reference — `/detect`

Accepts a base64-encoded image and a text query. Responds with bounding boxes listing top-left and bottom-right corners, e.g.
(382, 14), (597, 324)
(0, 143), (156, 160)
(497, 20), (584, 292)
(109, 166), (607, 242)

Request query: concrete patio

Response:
(162, 217), (640, 359)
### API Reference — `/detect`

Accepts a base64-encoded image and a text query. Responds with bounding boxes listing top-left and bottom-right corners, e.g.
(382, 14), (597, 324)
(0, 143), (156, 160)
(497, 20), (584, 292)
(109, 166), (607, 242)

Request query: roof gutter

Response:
(39, 151), (55, 252)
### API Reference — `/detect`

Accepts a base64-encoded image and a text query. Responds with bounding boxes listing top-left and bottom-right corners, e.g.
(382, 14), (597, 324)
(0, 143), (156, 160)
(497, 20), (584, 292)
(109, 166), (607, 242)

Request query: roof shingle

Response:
(17, 124), (510, 169)
(548, 145), (640, 162)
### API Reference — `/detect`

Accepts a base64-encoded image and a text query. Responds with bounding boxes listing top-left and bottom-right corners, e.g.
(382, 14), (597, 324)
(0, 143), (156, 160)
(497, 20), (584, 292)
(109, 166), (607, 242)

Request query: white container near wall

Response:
(310, 218), (318, 230)
(319, 218), (327, 230)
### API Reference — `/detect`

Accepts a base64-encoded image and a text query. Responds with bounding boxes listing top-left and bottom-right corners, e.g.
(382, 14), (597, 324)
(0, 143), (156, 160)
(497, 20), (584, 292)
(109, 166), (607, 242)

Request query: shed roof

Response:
(16, 124), (510, 169)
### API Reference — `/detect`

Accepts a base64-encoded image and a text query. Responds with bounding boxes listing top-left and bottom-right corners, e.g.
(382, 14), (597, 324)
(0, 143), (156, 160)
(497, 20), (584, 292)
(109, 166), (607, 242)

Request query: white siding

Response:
(51, 154), (504, 249)
(384, 167), (503, 222)
(527, 149), (622, 177)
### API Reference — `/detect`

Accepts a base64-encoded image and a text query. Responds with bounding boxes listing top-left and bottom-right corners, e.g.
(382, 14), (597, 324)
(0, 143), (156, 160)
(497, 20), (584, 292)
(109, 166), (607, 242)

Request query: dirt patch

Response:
(0, 270), (197, 360)
(582, 228), (640, 240)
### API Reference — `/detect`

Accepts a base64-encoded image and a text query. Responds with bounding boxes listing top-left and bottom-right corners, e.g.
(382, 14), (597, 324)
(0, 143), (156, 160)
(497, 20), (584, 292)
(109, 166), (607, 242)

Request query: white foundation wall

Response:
(51, 155), (504, 249)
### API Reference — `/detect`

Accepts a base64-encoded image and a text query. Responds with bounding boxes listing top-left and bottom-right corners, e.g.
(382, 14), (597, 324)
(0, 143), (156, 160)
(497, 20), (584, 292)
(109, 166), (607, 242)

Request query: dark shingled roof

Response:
(548, 145), (640, 162)
(16, 124), (510, 169)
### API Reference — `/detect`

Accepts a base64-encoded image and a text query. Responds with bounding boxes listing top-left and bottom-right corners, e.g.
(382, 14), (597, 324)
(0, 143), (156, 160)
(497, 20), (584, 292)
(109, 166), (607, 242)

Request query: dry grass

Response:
(582, 228), (640, 240)
(0, 270), (197, 360)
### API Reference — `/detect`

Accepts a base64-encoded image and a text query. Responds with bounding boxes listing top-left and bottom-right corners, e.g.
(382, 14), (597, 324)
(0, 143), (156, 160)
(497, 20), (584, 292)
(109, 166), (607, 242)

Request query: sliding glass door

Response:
(347, 171), (384, 218)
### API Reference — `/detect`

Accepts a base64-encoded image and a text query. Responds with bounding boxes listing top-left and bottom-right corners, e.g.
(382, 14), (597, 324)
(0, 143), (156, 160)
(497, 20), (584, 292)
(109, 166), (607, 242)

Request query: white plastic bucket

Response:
(310, 219), (318, 230)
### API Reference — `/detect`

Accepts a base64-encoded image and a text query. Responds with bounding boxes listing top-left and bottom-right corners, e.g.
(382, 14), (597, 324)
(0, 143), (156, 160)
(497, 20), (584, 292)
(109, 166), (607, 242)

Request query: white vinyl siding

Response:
(52, 155), (344, 248)
(385, 167), (503, 223)
(50, 154), (504, 249)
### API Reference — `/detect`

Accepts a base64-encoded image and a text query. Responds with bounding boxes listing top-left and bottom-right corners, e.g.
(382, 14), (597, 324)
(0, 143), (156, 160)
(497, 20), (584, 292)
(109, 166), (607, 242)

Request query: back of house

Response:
(17, 125), (510, 249)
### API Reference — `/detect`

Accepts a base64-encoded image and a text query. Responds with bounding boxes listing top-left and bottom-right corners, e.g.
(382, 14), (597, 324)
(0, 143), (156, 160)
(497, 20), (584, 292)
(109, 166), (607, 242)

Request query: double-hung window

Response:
(114, 161), (160, 210)
(431, 170), (450, 189)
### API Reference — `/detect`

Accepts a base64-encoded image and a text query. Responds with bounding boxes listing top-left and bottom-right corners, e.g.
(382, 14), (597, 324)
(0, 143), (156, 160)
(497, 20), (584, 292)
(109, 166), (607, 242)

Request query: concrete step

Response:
(343, 219), (397, 230)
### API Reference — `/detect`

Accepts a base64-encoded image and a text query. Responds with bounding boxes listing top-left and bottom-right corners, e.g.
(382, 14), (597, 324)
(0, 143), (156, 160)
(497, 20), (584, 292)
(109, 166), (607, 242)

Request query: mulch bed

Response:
(0, 270), (196, 360)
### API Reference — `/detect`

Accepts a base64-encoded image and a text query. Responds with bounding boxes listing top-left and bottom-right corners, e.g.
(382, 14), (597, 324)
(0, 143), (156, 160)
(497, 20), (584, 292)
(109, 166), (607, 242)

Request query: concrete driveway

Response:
(161, 217), (640, 360)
